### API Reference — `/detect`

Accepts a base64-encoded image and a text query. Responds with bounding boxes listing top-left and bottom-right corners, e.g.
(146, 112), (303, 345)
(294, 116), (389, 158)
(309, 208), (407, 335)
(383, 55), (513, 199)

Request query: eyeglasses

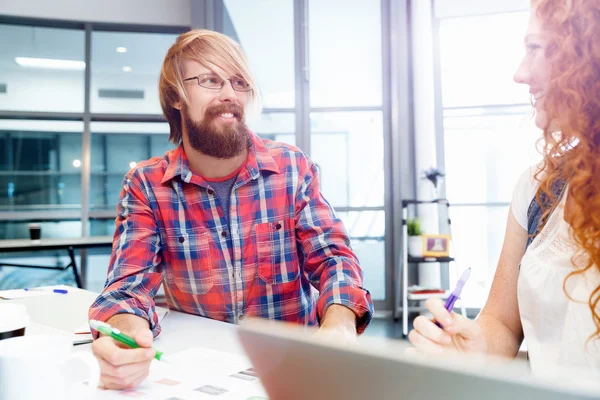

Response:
(183, 73), (252, 92)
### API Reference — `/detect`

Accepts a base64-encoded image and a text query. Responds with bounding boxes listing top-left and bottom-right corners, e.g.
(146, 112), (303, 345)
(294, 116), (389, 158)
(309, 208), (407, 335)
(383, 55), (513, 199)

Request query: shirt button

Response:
(207, 189), (214, 195)
(221, 231), (228, 238)
(275, 223), (282, 230)
(178, 236), (185, 243)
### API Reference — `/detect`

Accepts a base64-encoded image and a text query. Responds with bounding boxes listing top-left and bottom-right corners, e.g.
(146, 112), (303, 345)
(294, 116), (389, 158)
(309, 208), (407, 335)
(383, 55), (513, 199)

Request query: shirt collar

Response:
(245, 131), (280, 179)
(160, 131), (280, 184)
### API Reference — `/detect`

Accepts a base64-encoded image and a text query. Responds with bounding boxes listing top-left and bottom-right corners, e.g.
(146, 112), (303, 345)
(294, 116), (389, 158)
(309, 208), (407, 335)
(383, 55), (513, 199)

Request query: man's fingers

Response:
(97, 358), (152, 380)
(92, 337), (120, 359)
(93, 337), (154, 366)
(100, 368), (149, 390)
(129, 369), (151, 388)
(104, 347), (155, 366)
(112, 330), (153, 350)
(131, 329), (154, 348)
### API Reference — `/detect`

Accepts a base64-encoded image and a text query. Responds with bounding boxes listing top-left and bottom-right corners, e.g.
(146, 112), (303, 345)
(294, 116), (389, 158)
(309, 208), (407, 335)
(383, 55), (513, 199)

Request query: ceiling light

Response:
(116, 47), (127, 53)
(72, 159), (81, 168)
(122, 66), (132, 72)
(129, 161), (137, 168)
(15, 57), (85, 71)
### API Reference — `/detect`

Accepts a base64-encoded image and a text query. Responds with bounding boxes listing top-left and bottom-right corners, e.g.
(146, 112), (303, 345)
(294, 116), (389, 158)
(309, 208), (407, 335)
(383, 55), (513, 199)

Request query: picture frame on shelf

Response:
(421, 234), (451, 257)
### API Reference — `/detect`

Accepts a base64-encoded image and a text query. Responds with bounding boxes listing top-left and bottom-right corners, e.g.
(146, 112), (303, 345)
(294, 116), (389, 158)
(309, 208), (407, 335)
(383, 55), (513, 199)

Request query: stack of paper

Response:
(72, 347), (268, 399)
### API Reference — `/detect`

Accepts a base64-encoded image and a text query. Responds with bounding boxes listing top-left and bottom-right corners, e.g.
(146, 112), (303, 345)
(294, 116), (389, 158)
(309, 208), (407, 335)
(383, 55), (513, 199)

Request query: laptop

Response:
(237, 319), (600, 400)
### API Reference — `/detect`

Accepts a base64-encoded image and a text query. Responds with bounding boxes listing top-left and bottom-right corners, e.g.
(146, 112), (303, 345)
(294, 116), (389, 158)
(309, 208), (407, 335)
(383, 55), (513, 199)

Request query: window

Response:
(246, 112), (295, 146)
(90, 122), (174, 210)
(444, 111), (540, 204)
(437, 11), (542, 307)
(222, 1), (296, 148)
(0, 24), (85, 113)
(222, 1), (388, 302)
(310, 111), (384, 208)
(448, 205), (509, 302)
(0, 20), (184, 292)
(0, 221), (82, 240)
(0, 120), (84, 211)
(439, 12), (530, 108)
(309, 0), (382, 107)
(308, 0), (385, 300)
(91, 31), (179, 114)
(0, 5), (392, 304)
(338, 211), (385, 300)
(222, 0), (295, 108)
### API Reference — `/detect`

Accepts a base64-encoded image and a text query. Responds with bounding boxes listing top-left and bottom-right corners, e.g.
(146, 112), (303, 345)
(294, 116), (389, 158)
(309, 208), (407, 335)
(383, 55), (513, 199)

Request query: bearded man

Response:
(88, 29), (373, 389)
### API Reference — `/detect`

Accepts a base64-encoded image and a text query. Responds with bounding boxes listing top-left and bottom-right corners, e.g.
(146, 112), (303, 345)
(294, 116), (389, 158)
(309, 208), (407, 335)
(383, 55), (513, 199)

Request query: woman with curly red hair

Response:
(409, 0), (600, 376)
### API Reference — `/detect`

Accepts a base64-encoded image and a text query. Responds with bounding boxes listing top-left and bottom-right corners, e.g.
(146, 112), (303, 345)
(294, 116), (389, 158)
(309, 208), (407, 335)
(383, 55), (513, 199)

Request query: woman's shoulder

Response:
(511, 163), (544, 230)
(515, 163), (544, 194)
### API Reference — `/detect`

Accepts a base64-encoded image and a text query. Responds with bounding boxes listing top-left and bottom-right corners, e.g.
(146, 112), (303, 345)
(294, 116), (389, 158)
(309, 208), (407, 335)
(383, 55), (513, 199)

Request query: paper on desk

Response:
(0, 285), (73, 300)
(156, 306), (169, 323)
(73, 306), (169, 334)
(72, 346), (268, 399)
(26, 322), (93, 345)
(0, 289), (57, 299)
(26, 306), (168, 345)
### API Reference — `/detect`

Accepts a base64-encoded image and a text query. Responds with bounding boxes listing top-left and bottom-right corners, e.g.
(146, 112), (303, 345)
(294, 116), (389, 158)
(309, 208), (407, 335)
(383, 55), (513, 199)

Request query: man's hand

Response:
(313, 304), (358, 345)
(91, 314), (155, 390)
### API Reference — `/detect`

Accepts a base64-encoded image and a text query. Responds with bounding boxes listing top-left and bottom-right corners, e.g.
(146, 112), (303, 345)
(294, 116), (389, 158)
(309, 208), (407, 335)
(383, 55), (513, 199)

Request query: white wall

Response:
(0, 0), (192, 26)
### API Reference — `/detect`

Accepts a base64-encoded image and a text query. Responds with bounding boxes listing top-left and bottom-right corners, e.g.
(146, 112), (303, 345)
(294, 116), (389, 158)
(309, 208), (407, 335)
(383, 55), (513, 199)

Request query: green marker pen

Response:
(89, 319), (170, 363)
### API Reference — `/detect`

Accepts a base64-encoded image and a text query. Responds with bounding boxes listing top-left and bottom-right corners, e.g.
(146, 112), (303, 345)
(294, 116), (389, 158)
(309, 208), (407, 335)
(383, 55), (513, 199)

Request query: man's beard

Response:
(183, 103), (250, 159)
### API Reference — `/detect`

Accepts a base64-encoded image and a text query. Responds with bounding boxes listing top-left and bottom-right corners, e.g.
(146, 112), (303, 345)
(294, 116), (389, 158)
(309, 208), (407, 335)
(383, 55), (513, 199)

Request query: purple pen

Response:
(24, 288), (69, 294)
(435, 268), (471, 328)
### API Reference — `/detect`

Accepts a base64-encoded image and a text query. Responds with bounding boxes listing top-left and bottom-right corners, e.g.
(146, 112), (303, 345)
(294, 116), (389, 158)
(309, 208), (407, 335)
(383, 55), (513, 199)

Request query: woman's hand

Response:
(408, 297), (488, 354)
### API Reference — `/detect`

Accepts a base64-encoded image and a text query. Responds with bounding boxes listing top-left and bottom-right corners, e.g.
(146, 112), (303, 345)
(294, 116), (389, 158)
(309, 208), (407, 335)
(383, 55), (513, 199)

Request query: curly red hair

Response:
(532, 0), (600, 343)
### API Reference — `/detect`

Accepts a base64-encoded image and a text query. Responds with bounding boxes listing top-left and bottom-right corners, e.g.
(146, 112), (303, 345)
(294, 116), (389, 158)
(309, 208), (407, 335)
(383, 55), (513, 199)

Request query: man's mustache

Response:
(205, 104), (244, 119)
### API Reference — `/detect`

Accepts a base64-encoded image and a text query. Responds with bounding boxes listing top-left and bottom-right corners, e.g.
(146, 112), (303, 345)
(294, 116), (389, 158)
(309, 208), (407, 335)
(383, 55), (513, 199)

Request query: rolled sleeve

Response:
(295, 163), (374, 334)
(88, 170), (164, 338)
(315, 268), (373, 334)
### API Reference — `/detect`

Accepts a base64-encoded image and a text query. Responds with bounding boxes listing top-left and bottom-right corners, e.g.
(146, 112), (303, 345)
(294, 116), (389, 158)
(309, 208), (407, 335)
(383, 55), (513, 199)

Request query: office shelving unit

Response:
(394, 199), (462, 336)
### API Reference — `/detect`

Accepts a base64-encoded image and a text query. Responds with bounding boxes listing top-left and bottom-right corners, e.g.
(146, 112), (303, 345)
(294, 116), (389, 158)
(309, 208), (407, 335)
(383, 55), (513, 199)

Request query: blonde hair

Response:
(159, 29), (260, 144)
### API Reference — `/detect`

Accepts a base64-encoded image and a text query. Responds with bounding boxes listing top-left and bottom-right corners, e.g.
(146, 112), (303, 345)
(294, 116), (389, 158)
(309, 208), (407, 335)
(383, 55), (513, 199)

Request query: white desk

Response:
(3, 288), (599, 400)
(0, 286), (244, 356)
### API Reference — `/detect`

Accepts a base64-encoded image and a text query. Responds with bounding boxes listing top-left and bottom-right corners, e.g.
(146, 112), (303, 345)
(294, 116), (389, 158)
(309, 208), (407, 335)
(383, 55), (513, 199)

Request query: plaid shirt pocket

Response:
(163, 228), (214, 295)
(256, 218), (300, 285)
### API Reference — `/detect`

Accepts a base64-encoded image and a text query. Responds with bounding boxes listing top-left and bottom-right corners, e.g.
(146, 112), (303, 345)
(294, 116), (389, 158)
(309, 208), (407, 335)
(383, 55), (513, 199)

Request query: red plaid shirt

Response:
(89, 132), (373, 335)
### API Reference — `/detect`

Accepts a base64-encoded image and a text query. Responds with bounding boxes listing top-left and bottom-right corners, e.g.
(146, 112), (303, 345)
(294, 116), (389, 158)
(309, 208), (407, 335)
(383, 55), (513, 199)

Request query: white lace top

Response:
(517, 186), (600, 378)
